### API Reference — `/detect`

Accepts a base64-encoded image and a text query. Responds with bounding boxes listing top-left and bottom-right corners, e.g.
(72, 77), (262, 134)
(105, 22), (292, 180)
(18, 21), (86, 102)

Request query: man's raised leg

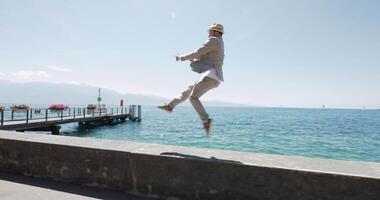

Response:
(158, 84), (194, 112)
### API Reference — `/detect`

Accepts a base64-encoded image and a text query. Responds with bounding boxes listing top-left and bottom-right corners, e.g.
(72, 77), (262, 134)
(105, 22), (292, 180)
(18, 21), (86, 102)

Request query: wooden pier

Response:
(0, 105), (142, 135)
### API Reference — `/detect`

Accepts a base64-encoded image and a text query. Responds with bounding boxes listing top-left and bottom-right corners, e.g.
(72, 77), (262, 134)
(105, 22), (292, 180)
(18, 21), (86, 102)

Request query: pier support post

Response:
(26, 110), (29, 124)
(1, 111), (3, 126)
(129, 105), (137, 121)
(51, 126), (61, 135)
(137, 105), (142, 121)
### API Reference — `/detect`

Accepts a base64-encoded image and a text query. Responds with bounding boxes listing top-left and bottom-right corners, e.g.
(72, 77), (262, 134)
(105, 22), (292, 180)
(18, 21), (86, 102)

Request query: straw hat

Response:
(209, 23), (224, 34)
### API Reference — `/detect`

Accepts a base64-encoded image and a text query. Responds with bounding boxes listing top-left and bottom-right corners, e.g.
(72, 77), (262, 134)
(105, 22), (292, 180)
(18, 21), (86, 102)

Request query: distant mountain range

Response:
(0, 80), (244, 107)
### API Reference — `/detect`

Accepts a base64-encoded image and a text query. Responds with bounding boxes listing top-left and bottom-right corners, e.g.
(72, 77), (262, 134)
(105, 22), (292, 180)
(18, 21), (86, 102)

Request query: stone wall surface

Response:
(0, 131), (379, 200)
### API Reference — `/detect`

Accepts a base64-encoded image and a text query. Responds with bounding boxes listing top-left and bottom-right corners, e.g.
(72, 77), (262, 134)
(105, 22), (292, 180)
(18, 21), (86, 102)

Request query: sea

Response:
(52, 106), (380, 163)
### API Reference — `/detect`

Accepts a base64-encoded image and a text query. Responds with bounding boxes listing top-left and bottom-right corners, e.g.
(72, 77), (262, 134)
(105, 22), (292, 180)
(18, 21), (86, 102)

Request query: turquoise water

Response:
(60, 106), (380, 163)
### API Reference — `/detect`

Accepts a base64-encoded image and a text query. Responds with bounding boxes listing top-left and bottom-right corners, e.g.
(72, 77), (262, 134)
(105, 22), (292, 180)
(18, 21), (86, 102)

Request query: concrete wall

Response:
(0, 131), (379, 200)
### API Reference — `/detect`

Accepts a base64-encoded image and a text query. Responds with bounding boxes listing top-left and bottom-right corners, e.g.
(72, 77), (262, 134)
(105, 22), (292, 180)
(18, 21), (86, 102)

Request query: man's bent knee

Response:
(189, 96), (199, 103)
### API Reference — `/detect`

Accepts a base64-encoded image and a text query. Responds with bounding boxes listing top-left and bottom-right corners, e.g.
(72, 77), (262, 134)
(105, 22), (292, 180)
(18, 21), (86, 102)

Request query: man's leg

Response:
(168, 84), (194, 108)
(189, 77), (219, 123)
(158, 83), (195, 112)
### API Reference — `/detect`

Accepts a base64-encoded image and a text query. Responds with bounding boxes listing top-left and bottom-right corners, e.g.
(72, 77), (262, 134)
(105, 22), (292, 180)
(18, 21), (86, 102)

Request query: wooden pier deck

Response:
(0, 106), (141, 134)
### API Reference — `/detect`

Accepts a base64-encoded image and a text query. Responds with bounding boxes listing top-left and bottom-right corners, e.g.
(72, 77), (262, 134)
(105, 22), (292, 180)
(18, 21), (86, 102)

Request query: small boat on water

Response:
(87, 104), (97, 110)
(49, 104), (69, 111)
(11, 104), (30, 112)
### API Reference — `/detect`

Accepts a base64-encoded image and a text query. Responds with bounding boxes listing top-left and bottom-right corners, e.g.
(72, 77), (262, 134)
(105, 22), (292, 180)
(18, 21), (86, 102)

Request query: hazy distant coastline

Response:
(0, 80), (245, 107)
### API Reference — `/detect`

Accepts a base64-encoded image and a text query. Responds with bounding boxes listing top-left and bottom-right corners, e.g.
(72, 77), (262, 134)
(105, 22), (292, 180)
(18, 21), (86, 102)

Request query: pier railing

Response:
(0, 105), (142, 126)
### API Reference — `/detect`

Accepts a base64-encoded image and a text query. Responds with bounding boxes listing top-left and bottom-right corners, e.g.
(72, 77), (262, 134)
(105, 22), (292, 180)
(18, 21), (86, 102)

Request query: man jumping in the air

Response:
(158, 23), (225, 132)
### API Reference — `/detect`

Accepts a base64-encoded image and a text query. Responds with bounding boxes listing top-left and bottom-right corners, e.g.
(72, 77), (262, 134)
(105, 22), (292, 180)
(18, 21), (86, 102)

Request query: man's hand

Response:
(176, 56), (185, 61)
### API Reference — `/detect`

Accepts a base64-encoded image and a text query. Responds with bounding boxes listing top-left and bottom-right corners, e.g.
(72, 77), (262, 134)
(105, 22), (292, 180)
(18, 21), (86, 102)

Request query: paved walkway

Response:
(0, 172), (153, 200)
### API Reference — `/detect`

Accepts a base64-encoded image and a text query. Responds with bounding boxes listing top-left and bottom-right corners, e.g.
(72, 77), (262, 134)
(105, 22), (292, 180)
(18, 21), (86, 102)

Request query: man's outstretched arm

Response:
(178, 37), (218, 61)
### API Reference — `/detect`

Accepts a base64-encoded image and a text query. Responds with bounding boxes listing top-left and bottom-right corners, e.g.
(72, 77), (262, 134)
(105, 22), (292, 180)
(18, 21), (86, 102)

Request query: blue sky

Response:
(0, 0), (379, 108)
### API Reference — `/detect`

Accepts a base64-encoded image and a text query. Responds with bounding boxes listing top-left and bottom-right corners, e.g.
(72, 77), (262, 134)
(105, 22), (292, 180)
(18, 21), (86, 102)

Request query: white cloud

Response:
(12, 70), (51, 78)
(171, 12), (176, 19)
(47, 65), (72, 72)
(0, 72), (4, 76)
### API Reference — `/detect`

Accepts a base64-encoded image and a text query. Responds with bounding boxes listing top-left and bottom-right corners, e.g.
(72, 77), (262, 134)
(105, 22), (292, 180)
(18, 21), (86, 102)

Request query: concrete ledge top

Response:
(1, 130), (379, 179)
